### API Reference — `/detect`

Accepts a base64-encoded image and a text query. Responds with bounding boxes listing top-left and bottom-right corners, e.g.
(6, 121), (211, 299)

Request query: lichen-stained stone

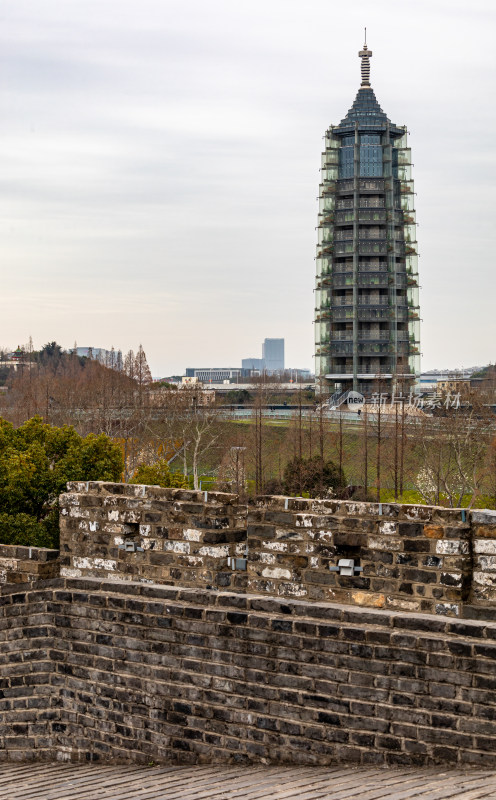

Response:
(379, 521), (397, 535)
(436, 540), (470, 555)
(351, 591), (385, 607)
(474, 540), (496, 554)
(424, 525), (445, 539)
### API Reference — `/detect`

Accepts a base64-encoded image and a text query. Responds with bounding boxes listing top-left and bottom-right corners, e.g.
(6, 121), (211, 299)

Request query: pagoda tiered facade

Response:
(314, 42), (420, 394)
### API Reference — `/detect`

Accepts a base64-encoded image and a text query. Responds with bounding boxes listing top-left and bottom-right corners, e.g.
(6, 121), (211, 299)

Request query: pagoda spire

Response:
(358, 31), (372, 89)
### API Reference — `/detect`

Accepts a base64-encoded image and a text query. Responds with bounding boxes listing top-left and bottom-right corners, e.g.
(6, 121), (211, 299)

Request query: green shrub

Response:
(131, 459), (189, 489)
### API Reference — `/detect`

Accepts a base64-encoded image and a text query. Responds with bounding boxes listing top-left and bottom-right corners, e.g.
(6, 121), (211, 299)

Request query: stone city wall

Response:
(59, 482), (247, 592)
(3, 578), (496, 766)
(58, 483), (496, 617)
(246, 498), (472, 616)
(0, 580), (57, 760)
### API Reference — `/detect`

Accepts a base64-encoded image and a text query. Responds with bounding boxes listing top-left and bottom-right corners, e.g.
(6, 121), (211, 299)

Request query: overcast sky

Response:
(1, 0), (494, 376)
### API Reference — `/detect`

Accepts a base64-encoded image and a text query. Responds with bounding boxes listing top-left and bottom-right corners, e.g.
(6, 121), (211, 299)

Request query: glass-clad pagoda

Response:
(314, 40), (420, 394)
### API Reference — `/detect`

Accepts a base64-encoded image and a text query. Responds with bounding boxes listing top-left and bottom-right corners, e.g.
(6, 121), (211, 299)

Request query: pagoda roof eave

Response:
(332, 86), (404, 138)
(332, 122), (405, 138)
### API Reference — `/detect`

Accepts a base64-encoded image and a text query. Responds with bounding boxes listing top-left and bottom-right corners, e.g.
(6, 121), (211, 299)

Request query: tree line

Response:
(0, 345), (495, 538)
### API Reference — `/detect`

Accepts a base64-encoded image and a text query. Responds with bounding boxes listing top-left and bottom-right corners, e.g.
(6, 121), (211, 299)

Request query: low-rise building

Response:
(185, 367), (241, 384)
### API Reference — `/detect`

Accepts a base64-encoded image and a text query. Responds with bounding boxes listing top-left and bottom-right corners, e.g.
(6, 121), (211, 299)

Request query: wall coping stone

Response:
(64, 481), (494, 523)
(3, 575), (496, 642)
(65, 481), (239, 505)
(0, 544), (59, 561)
(472, 510), (496, 524)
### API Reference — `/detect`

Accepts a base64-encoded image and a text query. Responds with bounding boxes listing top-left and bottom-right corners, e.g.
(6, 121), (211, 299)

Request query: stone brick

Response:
(436, 540), (469, 556)
(2, 574), (496, 766)
(398, 523), (424, 537)
(423, 525), (445, 539)
(472, 510), (496, 525)
(404, 540), (431, 553)
(475, 540), (496, 555)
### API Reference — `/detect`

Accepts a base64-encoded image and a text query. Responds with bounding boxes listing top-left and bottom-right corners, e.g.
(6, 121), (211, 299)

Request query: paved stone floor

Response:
(2, 764), (496, 800)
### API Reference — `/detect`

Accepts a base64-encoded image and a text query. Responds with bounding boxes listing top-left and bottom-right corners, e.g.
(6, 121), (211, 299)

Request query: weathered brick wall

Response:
(471, 510), (496, 607)
(57, 483), (496, 616)
(0, 583), (59, 760)
(3, 578), (496, 766)
(247, 497), (472, 616)
(0, 545), (59, 585)
(59, 482), (247, 592)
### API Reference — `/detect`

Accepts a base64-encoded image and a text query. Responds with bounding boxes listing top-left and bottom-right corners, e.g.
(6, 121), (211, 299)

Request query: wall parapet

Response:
(56, 482), (496, 617)
(0, 544), (59, 585)
(3, 577), (496, 766)
(59, 481), (246, 592)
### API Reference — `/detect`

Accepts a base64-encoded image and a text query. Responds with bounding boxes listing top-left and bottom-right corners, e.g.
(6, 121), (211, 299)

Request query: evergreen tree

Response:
(0, 416), (123, 548)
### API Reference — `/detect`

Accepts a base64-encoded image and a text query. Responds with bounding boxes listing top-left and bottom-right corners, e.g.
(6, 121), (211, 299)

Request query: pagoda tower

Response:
(314, 38), (420, 395)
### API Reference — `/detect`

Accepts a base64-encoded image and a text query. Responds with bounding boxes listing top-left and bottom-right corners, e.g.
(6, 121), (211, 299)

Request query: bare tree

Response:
(134, 344), (153, 387)
(124, 350), (135, 380)
(363, 405), (369, 499)
(413, 409), (493, 508)
(141, 385), (224, 490)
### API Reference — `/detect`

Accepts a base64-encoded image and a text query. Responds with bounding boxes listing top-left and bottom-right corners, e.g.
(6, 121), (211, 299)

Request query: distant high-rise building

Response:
(262, 338), (285, 374)
(314, 39), (420, 394)
(242, 358), (264, 373)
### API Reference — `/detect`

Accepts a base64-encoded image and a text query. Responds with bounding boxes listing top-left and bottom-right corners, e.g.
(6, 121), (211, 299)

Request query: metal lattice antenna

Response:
(358, 34), (372, 89)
